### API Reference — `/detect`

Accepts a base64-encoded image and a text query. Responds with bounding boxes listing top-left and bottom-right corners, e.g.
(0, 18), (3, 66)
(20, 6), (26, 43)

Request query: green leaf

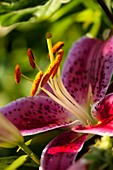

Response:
(0, 0), (71, 26)
(5, 155), (28, 170)
(0, 155), (39, 169)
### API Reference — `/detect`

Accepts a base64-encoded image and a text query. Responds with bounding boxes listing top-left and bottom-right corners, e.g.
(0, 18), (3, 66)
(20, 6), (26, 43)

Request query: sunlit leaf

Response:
(0, 0), (71, 26)
(5, 155), (28, 170)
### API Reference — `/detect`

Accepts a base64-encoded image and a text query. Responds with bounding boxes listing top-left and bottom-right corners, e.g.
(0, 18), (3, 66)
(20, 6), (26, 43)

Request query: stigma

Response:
(14, 33), (96, 125)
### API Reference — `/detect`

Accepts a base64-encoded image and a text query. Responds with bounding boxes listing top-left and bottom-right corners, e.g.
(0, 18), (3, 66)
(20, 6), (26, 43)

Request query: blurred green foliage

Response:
(83, 135), (113, 170)
(0, 0), (112, 107)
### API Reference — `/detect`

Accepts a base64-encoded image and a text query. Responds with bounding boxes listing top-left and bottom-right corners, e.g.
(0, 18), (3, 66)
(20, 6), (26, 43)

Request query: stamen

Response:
(51, 49), (64, 78)
(52, 41), (64, 54)
(48, 41), (64, 58)
(15, 33), (96, 125)
(30, 71), (44, 96)
(27, 48), (36, 69)
(40, 62), (57, 87)
(14, 64), (33, 84)
(41, 49), (64, 87)
(42, 87), (85, 123)
(14, 64), (21, 84)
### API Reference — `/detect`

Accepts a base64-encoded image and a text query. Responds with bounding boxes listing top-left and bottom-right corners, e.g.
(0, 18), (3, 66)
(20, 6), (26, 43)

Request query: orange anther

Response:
(51, 49), (64, 78)
(40, 73), (51, 88)
(14, 64), (21, 84)
(40, 64), (55, 87)
(52, 41), (64, 54)
(30, 71), (44, 96)
(48, 41), (64, 58)
(56, 49), (64, 61)
(27, 48), (36, 69)
(41, 49), (64, 86)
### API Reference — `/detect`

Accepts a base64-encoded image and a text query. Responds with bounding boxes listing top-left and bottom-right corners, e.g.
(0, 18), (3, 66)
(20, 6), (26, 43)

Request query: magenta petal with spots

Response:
(92, 93), (113, 121)
(62, 36), (113, 105)
(0, 96), (76, 136)
(73, 116), (113, 136)
(41, 130), (87, 170)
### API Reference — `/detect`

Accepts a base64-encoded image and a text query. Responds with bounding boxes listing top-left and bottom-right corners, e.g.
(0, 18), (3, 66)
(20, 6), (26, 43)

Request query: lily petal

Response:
(62, 36), (113, 105)
(73, 116), (113, 136)
(89, 36), (113, 103)
(0, 96), (76, 136)
(67, 159), (89, 170)
(41, 130), (87, 170)
(92, 93), (113, 121)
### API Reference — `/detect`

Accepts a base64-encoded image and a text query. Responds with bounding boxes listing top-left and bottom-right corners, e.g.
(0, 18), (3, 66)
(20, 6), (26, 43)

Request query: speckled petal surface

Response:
(89, 36), (113, 103)
(92, 93), (113, 121)
(62, 36), (113, 105)
(62, 37), (97, 105)
(73, 116), (113, 136)
(41, 130), (87, 170)
(0, 96), (76, 136)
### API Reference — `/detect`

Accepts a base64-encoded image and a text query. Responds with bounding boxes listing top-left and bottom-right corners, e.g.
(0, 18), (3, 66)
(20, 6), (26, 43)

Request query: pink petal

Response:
(89, 36), (113, 103)
(73, 116), (113, 136)
(41, 130), (87, 170)
(62, 36), (113, 105)
(92, 93), (113, 121)
(62, 37), (96, 105)
(0, 96), (76, 136)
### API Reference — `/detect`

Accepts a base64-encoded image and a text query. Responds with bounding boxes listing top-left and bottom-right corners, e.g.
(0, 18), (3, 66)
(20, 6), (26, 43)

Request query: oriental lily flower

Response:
(0, 33), (113, 169)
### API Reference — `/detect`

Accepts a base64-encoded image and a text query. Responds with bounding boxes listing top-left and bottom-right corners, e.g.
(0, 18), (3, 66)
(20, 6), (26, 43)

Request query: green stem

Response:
(18, 142), (40, 165)
(97, 0), (113, 24)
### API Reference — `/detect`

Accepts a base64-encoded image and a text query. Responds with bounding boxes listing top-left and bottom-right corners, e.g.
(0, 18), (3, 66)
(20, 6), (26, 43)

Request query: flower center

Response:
(15, 33), (97, 126)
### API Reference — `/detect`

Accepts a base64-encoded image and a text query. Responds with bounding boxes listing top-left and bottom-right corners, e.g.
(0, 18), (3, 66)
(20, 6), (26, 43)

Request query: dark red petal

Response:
(92, 93), (113, 121)
(41, 131), (87, 170)
(73, 116), (113, 136)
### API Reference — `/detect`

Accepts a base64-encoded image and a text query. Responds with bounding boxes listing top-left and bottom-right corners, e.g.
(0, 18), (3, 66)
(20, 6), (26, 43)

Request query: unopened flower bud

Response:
(0, 113), (24, 148)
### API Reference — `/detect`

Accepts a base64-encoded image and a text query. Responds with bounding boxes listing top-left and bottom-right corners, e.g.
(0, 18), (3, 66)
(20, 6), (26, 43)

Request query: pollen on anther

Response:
(27, 48), (36, 69)
(53, 41), (64, 53)
(41, 49), (64, 85)
(51, 49), (64, 78)
(48, 41), (64, 58)
(30, 71), (44, 96)
(56, 49), (64, 61)
(14, 64), (21, 84)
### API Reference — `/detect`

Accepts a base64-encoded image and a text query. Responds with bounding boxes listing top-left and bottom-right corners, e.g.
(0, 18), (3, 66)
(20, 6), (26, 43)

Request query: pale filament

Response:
(41, 34), (96, 125)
